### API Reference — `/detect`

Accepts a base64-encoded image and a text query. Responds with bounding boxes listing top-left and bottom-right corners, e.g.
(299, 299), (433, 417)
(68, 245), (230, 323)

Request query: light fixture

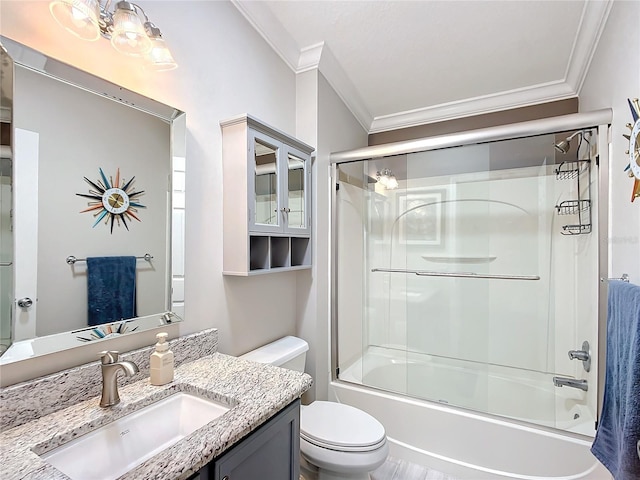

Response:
(109, 1), (151, 56)
(554, 131), (581, 154)
(49, 0), (100, 41)
(49, 0), (177, 70)
(376, 168), (398, 190)
(145, 23), (178, 71)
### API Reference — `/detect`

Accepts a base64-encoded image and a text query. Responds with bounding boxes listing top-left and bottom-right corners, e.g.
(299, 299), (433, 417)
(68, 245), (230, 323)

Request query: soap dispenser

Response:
(150, 332), (174, 386)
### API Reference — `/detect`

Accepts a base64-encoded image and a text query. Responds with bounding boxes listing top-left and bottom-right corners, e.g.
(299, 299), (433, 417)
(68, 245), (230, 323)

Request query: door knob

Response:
(17, 297), (33, 308)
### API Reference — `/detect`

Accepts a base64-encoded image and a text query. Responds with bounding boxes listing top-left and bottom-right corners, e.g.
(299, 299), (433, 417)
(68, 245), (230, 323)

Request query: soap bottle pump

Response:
(150, 332), (174, 386)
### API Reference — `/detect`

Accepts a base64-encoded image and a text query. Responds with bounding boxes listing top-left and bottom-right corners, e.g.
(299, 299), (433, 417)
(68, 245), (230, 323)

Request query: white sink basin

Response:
(40, 392), (230, 480)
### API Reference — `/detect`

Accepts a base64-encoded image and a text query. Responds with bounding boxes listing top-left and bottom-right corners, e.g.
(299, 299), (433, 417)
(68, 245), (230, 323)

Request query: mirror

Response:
(0, 36), (185, 364)
(287, 154), (306, 229)
(254, 138), (278, 226)
(1, 44), (13, 357)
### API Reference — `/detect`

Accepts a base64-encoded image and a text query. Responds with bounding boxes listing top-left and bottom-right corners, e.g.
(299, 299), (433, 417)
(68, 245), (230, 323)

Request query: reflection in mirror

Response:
(254, 138), (278, 226)
(1, 44), (13, 355)
(287, 154), (305, 229)
(0, 36), (185, 364)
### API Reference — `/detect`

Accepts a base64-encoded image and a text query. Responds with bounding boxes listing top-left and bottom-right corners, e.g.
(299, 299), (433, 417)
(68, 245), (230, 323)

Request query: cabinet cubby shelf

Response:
(242, 235), (311, 275)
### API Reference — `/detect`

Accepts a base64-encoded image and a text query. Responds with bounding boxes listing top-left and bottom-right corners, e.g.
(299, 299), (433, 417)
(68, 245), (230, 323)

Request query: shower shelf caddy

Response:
(555, 159), (591, 235)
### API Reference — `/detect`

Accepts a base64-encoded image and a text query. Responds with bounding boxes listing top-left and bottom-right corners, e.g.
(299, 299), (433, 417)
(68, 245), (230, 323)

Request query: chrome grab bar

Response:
(553, 376), (588, 392)
(371, 268), (540, 281)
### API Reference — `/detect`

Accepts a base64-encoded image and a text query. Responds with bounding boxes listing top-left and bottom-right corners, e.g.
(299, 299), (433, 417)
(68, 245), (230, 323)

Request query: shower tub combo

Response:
(330, 111), (612, 479)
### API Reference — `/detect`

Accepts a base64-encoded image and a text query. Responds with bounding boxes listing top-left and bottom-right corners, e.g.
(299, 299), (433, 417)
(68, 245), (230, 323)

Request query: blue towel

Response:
(87, 256), (137, 326)
(591, 280), (640, 479)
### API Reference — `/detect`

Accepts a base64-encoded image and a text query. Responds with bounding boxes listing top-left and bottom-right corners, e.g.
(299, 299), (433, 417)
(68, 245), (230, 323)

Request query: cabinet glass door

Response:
(287, 153), (306, 229)
(254, 137), (279, 229)
(282, 144), (310, 236)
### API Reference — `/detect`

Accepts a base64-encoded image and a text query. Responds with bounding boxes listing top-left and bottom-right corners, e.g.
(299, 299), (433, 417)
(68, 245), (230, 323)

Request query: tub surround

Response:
(1, 351), (313, 479)
(1, 329), (219, 430)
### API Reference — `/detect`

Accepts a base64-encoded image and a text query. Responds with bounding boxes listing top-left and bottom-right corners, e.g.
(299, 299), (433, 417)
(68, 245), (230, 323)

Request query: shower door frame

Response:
(330, 109), (612, 424)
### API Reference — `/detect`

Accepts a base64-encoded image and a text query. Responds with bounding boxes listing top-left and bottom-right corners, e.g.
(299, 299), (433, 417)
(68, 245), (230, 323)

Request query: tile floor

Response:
(371, 456), (459, 480)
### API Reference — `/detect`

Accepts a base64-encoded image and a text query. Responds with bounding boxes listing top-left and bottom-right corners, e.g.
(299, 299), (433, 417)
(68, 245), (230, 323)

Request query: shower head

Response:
(554, 131), (581, 154)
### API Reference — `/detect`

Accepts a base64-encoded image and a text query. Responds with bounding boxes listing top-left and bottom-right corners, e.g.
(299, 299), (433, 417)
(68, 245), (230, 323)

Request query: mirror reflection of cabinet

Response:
(221, 115), (313, 276)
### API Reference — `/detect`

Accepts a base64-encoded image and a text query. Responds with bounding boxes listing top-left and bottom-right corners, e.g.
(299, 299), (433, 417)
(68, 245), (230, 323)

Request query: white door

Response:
(13, 128), (39, 341)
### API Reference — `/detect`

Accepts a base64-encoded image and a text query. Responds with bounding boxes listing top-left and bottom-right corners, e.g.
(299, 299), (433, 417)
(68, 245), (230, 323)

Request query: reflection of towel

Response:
(591, 280), (640, 479)
(87, 256), (137, 326)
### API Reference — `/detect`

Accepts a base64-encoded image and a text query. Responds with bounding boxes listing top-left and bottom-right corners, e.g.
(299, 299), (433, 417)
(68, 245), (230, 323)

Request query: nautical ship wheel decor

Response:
(625, 97), (640, 202)
(77, 167), (146, 233)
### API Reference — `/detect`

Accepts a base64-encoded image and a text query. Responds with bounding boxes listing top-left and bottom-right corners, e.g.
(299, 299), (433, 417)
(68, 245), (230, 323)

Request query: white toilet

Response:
(241, 336), (389, 480)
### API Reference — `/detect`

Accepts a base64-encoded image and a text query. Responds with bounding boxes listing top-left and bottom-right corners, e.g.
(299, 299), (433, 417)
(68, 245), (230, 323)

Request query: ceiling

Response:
(233, 0), (612, 134)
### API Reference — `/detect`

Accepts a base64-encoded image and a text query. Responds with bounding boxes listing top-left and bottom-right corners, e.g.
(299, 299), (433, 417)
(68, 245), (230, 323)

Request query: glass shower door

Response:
(335, 131), (600, 434)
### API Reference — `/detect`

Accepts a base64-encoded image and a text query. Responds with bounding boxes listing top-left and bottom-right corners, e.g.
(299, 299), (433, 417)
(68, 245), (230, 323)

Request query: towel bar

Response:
(371, 267), (540, 281)
(66, 253), (153, 265)
(607, 273), (630, 282)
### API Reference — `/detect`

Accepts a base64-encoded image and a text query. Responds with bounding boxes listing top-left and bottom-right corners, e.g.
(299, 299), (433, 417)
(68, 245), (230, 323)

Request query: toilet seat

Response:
(301, 401), (386, 452)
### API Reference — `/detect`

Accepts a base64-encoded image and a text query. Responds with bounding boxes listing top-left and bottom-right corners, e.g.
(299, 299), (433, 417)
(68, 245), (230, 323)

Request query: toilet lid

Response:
(300, 402), (386, 452)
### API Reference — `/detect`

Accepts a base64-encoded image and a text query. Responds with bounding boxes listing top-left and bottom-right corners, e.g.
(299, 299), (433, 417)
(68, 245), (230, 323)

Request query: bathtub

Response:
(329, 347), (610, 480)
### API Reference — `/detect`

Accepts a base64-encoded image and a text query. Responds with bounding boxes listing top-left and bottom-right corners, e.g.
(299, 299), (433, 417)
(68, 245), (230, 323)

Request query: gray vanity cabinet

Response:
(193, 400), (300, 480)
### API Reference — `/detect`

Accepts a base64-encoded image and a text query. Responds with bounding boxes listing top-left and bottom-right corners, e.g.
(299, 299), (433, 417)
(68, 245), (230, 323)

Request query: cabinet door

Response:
(282, 145), (311, 236)
(249, 130), (283, 234)
(212, 400), (300, 480)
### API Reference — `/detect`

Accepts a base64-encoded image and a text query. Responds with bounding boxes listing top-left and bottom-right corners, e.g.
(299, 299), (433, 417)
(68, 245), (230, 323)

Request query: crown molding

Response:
(297, 42), (324, 73)
(296, 42), (373, 131)
(369, 81), (577, 134)
(231, 2), (373, 131)
(233, 0), (612, 135)
(369, 0), (612, 134)
(568, 0), (613, 94)
(315, 44), (373, 132)
(230, 0), (300, 71)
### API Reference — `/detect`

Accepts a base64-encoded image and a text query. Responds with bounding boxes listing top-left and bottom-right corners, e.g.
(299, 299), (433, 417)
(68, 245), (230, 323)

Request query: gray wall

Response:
(579, 0), (640, 282)
(295, 71), (368, 401)
(0, 1), (301, 382)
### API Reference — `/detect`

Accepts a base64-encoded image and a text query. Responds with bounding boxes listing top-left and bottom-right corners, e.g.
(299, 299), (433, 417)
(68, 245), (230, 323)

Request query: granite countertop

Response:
(0, 353), (313, 480)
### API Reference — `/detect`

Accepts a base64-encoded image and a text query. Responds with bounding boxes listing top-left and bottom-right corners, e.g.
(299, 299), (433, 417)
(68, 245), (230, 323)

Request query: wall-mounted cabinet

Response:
(221, 114), (314, 276)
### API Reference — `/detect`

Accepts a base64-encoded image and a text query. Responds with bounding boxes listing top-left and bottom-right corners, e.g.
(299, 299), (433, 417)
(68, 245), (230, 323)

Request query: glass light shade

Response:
(145, 36), (178, 71)
(49, 0), (100, 41)
(376, 169), (398, 190)
(385, 174), (398, 190)
(110, 3), (152, 56)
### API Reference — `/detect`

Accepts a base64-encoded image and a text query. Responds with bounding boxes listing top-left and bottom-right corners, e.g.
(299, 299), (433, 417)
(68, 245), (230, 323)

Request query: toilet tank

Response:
(240, 336), (309, 372)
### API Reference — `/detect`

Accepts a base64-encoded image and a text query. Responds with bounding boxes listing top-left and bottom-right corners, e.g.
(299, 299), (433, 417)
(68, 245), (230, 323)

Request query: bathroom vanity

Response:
(191, 399), (300, 480)
(0, 330), (312, 480)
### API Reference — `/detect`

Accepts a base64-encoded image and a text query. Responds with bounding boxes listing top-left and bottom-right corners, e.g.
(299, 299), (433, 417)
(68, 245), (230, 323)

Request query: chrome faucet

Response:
(553, 376), (588, 392)
(99, 351), (139, 407)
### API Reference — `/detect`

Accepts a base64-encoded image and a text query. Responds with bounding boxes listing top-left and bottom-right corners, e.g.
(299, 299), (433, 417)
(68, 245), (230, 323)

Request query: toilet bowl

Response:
(240, 336), (388, 480)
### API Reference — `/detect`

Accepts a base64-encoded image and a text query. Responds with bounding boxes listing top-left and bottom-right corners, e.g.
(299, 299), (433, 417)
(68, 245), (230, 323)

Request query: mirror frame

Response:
(0, 36), (185, 385)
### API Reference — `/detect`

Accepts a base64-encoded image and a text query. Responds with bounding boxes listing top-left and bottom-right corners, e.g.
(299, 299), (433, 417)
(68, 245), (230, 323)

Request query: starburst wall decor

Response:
(77, 168), (146, 233)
